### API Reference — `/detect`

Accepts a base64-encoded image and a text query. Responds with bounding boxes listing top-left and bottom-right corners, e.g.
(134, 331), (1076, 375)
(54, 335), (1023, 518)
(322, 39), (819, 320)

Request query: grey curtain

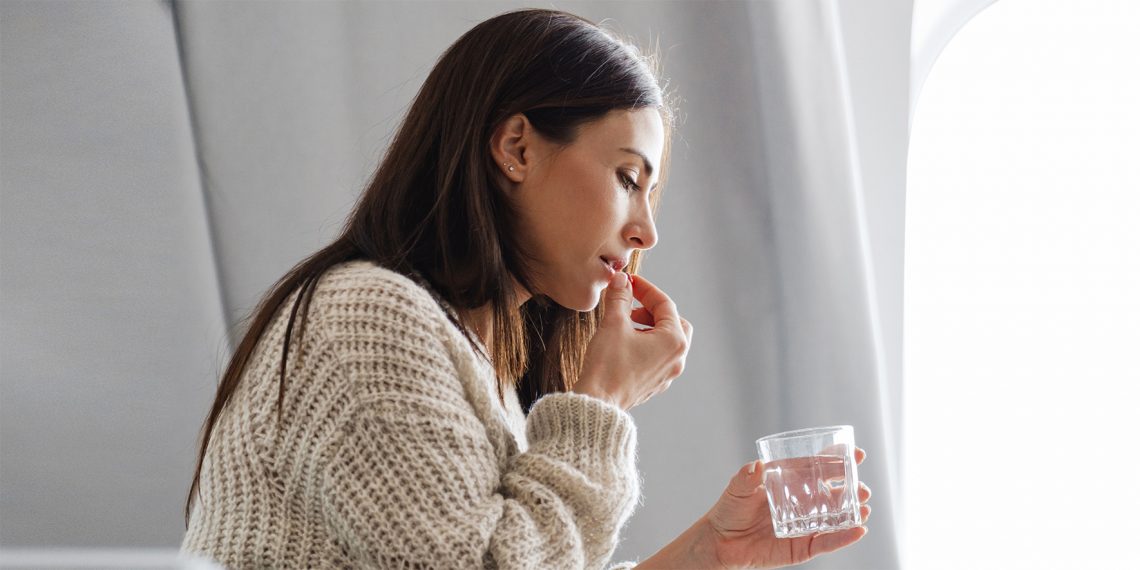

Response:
(0, 1), (910, 568)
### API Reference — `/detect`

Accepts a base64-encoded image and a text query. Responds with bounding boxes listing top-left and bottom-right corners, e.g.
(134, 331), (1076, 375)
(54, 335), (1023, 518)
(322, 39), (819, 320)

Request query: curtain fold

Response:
(743, 0), (907, 567)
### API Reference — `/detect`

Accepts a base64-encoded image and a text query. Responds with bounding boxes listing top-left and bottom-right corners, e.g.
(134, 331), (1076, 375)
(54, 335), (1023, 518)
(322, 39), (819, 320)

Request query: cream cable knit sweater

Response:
(181, 260), (643, 569)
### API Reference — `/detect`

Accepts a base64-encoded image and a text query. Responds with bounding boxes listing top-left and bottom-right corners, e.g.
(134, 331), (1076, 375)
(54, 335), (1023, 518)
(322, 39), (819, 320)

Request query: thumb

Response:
(725, 460), (764, 499)
(601, 272), (632, 325)
(710, 461), (766, 533)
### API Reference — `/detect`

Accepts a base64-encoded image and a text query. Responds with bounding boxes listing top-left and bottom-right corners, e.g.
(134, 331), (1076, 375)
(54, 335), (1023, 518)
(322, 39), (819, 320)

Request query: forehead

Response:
(575, 108), (665, 167)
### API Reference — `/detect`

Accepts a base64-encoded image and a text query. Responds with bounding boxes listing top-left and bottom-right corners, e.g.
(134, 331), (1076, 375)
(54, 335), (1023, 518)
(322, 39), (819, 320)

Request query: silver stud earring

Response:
(503, 162), (515, 172)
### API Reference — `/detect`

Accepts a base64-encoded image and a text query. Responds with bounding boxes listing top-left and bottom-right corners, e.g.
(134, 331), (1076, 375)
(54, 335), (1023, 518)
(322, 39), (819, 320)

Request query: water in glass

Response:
(762, 454), (861, 538)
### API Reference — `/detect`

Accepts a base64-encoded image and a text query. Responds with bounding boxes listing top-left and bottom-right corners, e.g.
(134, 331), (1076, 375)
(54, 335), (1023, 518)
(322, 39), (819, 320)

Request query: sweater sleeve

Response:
(314, 289), (641, 569)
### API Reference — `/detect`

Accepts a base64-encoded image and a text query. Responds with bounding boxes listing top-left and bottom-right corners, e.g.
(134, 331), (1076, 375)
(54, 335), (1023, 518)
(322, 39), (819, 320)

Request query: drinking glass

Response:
(755, 425), (862, 538)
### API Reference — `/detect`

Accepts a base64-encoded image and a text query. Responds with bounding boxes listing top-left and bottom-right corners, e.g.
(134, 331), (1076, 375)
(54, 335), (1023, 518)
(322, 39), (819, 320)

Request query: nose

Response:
(624, 204), (658, 251)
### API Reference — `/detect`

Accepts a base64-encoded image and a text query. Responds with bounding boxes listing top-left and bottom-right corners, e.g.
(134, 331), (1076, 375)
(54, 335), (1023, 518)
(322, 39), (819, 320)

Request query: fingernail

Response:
(747, 461), (757, 474)
(610, 272), (626, 289)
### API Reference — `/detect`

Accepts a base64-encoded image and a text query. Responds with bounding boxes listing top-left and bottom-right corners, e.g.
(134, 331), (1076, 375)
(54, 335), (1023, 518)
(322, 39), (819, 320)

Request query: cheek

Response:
(551, 184), (616, 241)
(584, 196), (626, 238)
(526, 166), (627, 268)
(578, 178), (624, 226)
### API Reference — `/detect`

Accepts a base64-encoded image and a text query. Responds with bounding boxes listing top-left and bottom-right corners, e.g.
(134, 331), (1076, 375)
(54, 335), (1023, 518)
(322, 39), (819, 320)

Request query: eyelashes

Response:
(618, 172), (642, 193)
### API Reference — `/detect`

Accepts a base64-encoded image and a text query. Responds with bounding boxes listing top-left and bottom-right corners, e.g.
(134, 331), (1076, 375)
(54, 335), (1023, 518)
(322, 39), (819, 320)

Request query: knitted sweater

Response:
(181, 260), (644, 569)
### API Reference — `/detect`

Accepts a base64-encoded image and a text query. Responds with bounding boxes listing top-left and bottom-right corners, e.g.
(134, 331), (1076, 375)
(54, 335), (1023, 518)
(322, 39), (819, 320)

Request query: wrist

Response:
(571, 379), (627, 410)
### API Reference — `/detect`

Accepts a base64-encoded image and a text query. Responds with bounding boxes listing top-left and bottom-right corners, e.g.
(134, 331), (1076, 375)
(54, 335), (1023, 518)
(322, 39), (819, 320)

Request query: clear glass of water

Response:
(755, 425), (862, 538)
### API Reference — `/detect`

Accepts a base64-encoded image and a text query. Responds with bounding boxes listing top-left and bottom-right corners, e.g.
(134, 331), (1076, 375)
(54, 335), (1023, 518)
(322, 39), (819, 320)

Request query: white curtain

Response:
(1, 1), (918, 567)
(740, 0), (912, 567)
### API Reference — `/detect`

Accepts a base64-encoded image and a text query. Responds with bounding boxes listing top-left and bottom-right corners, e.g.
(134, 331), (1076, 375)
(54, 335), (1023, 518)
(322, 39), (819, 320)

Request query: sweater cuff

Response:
(525, 391), (638, 470)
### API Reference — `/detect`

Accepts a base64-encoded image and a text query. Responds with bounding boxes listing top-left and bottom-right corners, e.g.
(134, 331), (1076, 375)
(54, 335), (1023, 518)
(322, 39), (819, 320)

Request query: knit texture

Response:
(181, 260), (643, 569)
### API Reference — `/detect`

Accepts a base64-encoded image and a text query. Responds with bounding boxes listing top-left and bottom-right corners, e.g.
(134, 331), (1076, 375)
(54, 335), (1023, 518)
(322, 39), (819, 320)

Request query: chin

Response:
(549, 285), (603, 312)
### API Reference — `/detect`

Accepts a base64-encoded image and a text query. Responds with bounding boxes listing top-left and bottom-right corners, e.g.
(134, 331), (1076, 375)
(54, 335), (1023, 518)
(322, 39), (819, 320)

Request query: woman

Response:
(181, 8), (871, 569)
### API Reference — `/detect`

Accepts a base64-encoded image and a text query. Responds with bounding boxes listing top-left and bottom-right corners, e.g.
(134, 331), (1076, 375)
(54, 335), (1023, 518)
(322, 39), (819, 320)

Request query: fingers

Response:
(627, 275), (690, 385)
(630, 306), (654, 327)
(856, 447), (865, 464)
(806, 526), (867, 559)
(600, 272), (632, 325)
(630, 309), (693, 339)
(678, 318), (693, 369)
(629, 274), (681, 330)
(859, 482), (871, 503)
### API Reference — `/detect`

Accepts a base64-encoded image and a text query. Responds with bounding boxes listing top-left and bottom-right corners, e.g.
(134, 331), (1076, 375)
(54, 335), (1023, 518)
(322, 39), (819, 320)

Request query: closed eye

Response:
(619, 172), (641, 193)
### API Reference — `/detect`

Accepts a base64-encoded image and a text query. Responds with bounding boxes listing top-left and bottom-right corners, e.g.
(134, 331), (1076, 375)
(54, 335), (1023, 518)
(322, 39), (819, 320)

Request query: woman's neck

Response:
(470, 277), (532, 353)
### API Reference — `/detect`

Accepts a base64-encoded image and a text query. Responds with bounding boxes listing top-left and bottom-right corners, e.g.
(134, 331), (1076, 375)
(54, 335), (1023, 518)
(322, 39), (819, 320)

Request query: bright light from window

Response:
(905, 1), (1140, 569)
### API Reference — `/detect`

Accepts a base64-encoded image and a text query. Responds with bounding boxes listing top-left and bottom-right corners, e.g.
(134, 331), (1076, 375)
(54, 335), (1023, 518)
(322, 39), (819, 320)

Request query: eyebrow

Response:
(618, 147), (659, 190)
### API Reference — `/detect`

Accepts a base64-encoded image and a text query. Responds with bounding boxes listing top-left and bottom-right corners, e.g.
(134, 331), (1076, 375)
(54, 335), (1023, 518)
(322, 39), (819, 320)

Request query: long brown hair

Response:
(185, 8), (676, 525)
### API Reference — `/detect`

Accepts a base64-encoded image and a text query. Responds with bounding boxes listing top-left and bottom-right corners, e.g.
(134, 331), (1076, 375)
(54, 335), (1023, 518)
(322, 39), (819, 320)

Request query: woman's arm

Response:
(313, 278), (640, 569)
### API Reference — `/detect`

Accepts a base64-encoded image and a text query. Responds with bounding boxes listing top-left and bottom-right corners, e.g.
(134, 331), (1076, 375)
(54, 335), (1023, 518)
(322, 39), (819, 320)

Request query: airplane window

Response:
(905, 2), (1140, 568)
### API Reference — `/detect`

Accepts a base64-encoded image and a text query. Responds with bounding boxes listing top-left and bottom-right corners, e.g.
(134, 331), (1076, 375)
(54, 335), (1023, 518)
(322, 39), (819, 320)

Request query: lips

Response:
(600, 255), (628, 272)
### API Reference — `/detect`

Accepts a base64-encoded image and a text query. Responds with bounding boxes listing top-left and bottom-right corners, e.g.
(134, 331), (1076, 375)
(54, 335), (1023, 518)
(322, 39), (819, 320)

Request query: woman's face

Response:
(495, 108), (665, 311)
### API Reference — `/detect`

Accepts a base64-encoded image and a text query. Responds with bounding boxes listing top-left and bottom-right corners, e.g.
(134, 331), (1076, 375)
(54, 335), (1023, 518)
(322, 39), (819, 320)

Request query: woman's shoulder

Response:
(317, 258), (424, 293)
(311, 259), (452, 325)
(303, 260), (485, 409)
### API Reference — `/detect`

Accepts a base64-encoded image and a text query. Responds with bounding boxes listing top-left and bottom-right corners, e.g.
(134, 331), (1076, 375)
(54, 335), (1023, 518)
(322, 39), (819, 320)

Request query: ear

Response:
(490, 113), (532, 184)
